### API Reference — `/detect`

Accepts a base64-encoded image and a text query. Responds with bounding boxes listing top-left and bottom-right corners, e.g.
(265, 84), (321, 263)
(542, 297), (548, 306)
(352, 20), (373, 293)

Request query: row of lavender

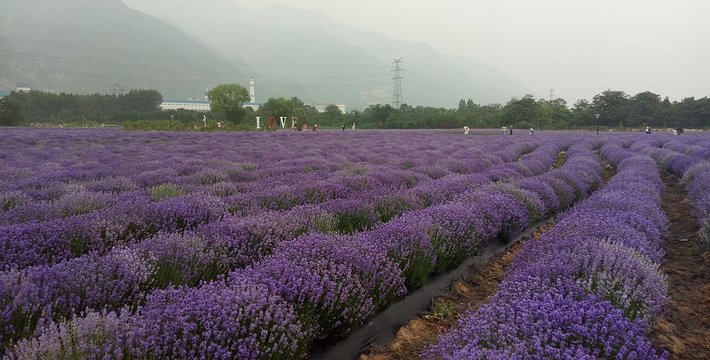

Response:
(423, 141), (670, 358)
(2, 138), (600, 358)
(0, 143), (567, 350)
(1, 131), (560, 272)
(632, 136), (710, 245)
(0, 129), (541, 210)
(0, 136), (562, 278)
(0, 130), (572, 351)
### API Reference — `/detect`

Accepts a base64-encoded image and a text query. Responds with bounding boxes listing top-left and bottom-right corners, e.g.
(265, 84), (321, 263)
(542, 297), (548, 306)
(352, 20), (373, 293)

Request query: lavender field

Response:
(1, 129), (709, 359)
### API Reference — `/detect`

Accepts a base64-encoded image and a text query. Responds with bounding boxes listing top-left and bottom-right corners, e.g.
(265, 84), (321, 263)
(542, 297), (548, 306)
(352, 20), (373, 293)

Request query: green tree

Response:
(364, 104), (395, 128)
(323, 104), (342, 122)
(259, 97), (296, 119)
(208, 84), (250, 123)
(539, 98), (571, 129)
(571, 99), (595, 127)
(592, 90), (630, 127)
(628, 91), (661, 127)
(0, 96), (23, 126)
(119, 89), (162, 112)
(458, 99), (467, 112)
(499, 94), (542, 128)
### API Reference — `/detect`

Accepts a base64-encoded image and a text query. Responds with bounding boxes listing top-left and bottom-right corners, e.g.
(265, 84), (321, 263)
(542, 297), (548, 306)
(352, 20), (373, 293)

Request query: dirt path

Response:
(652, 172), (710, 359)
(359, 223), (554, 360)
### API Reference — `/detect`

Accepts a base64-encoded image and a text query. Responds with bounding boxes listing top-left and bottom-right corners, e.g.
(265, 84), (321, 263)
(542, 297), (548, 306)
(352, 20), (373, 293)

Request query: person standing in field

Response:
(529, 127), (534, 135)
(342, 123), (346, 131)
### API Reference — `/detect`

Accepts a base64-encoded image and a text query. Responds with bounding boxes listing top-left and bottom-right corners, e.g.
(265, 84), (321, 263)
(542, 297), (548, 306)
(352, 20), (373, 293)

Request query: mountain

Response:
(0, 0), (253, 98)
(0, 0), (529, 108)
(122, 0), (530, 108)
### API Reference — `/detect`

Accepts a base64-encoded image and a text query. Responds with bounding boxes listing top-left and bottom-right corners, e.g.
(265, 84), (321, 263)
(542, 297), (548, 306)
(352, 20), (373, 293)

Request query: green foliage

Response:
(375, 196), (416, 222)
(341, 91), (709, 129)
(332, 210), (377, 235)
(58, 197), (106, 218)
(150, 184), (186, 201)
(2, 89), (162, 125)
(0, 96), (23, 126)
(1, 193), (27, 211)
(123, 120), (195, 131)
(256, 96), (324, 129)
(592, 90), (630, 127)
(323, 104), (342, 118)
(208, 83), (250, 123)
(259, 97), (298, 118)
(119, 90), (163, 112)
(431, 299), (457, 320)
(500, 94), (542, 128)
(4, 87), (708, 130)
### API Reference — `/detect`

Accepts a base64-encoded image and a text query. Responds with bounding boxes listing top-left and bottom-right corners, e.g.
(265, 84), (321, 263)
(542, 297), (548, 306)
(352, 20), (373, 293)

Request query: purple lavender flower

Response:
(131, 274), (307, 360)
(358, 216), (436, 288)
(509, 234), (667, 321)
(243, 233), (406, 336)
(0, 247), (154, 346)
(5, 310), (133, 360)
(423, 278), (667, 360)
(321, 198), (381, 234)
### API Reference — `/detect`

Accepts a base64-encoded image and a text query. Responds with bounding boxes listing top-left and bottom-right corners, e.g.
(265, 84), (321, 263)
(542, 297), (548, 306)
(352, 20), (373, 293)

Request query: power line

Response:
(258, 82), (391, 89)
(251, 62), (390, 70)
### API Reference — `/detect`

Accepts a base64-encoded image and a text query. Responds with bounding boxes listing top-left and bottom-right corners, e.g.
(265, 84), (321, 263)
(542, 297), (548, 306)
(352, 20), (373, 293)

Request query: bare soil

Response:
(651, 172), (710, 359)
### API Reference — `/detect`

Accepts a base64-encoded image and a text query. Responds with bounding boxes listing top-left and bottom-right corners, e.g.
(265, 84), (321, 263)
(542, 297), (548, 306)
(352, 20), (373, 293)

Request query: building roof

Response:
(163, 99), (210, 104)
(162, 100), (263, 106)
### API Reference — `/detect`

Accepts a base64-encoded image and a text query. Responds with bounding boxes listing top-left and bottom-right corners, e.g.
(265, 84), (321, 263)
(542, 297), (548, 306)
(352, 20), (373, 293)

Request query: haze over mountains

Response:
(0, 0), (254, 98)
(0, 0), (529, 108)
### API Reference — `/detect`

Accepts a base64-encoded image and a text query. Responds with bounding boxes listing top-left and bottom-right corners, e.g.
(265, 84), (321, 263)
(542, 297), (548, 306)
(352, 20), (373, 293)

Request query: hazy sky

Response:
(237, 0), (709, 103)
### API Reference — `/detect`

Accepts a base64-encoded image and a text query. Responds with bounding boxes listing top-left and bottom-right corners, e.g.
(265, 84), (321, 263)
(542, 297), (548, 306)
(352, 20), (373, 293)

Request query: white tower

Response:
(249, 78), (256, 103)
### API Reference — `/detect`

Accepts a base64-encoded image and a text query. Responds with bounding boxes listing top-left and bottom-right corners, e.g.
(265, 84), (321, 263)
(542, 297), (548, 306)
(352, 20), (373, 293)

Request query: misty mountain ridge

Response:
(1, 0), (529, 108)
(0, 0), (252, 98)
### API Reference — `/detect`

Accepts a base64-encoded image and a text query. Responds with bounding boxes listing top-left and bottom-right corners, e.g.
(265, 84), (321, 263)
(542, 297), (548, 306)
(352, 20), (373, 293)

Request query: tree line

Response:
(0, 89), (165, 126)
(1, 85), (708, 129)
(253, 90), (709, 130)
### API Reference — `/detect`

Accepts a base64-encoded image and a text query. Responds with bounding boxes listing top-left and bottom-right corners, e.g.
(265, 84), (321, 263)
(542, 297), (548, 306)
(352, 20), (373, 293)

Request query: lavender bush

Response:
(424, 150), (670, 359)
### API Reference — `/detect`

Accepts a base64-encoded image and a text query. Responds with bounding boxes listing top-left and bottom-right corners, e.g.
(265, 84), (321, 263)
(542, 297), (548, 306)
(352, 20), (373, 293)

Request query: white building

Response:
(314, 104), (347, 114)
(159, 99), (261, 111)
(15, 84), (31, 93)
(161, 79), (261, 111)
(160, 99), (211, 111)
